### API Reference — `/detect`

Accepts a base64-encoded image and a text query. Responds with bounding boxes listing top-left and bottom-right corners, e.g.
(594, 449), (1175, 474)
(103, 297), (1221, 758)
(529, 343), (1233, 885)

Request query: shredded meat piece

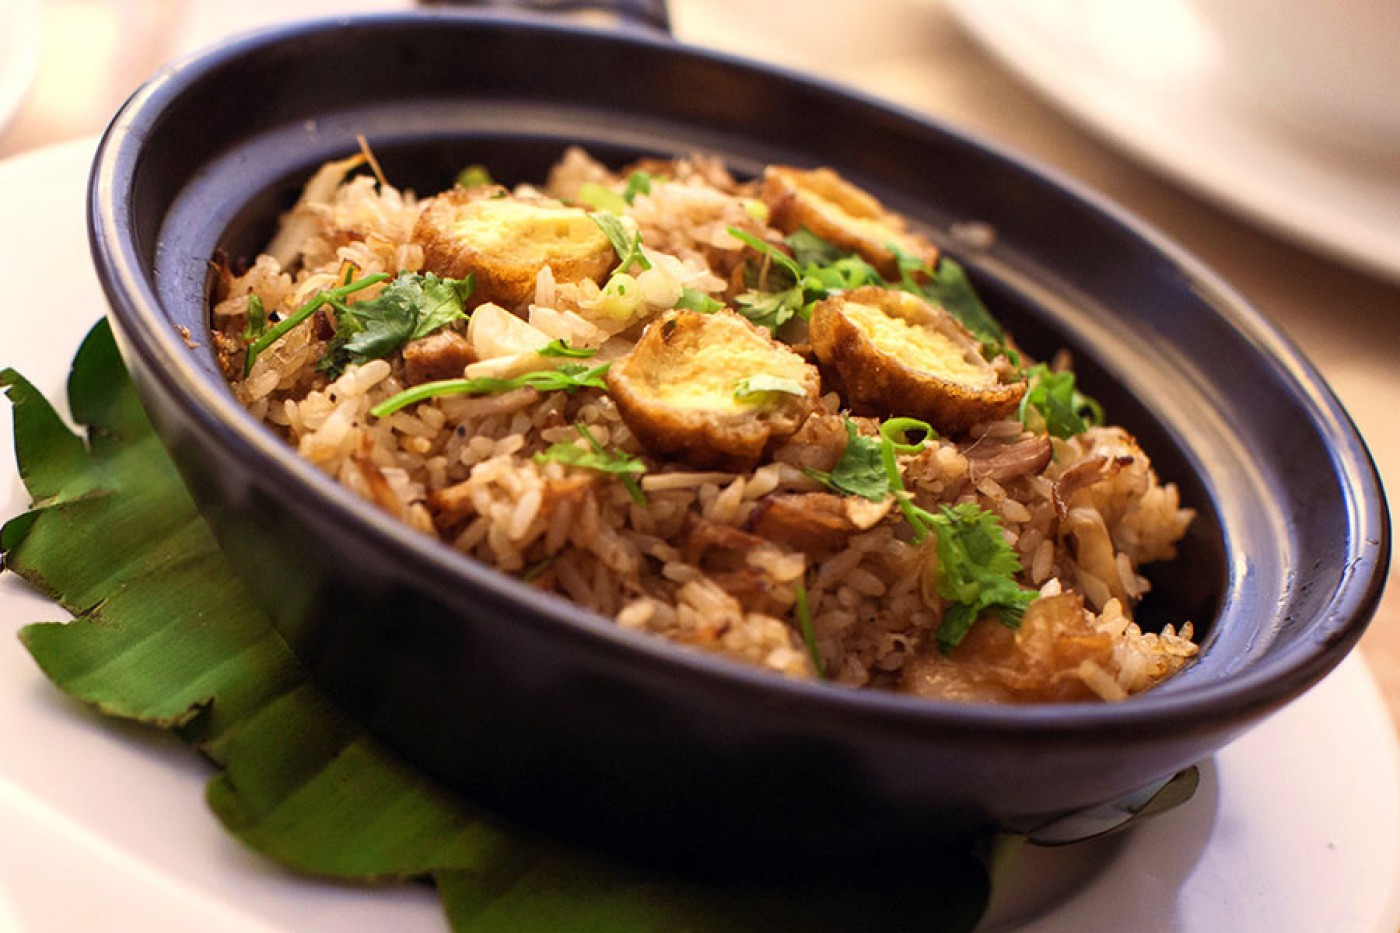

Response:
(708, 568), (784, 615)
(749, 492), (856, 557)
(964, 434), (1053, 485)
(680, 516), (767, 568)
(1053, 455), (1106, 519)
(402, 329), (474, 385)
(352, 455), (405, 520)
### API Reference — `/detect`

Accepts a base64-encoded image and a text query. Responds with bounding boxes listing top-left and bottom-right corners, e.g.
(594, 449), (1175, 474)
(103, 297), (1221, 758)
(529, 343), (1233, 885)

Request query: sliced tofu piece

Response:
(608, 309), (820, 470)
(760, 166), (939, 279)
(810, 286), (1025, 434)
(414, 190), (615, 309)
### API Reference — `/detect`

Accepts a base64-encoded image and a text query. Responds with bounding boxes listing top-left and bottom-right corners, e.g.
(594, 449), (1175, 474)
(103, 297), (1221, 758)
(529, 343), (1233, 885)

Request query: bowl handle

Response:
(418, 0), (673, 35)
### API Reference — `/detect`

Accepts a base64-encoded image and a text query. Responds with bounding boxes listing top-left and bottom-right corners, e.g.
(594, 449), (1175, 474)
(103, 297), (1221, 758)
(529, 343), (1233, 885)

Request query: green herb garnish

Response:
(1017, 363), (1104, 439)
(674, 287), (724, 313)
(590, 213), (651, 275)
(455, 163), (494, 188)
(727, 226), (884, 334)
(578, 182), (627, 214)
(319, 271), (475, 378)
(370, 362), (610, 419)
(241, 294), (268, 343)
(243, 271), (390, 376)
(794, 584), (825, 679)
(535, 422), (647, 504)
(622, 170), (653, 203)
(577, 171), (653, 213)
(806, 418), (890, 502)
(925, 503), (1037, 652)
(733, 375), (806, 402)
(537, 339), (598, 359)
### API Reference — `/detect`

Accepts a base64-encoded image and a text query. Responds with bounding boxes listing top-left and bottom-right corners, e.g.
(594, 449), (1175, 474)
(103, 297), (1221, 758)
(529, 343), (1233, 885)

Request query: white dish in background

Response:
(942, 0), (1400, 285)
(0, 0), (43, 139)
(0, 138), (1398, 931)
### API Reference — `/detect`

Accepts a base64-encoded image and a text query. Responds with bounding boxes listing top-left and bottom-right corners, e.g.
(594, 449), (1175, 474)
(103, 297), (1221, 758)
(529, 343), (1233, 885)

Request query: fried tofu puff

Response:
(760, 166), (939, 279)
(608, 309), (821, 470)
(414, 189), (615, 309)
(810, 286), (1025, 434)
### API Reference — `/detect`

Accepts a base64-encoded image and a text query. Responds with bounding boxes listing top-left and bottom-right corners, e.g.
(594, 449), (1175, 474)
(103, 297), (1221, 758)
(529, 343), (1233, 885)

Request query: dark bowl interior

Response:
(88, 11), (1389, 872)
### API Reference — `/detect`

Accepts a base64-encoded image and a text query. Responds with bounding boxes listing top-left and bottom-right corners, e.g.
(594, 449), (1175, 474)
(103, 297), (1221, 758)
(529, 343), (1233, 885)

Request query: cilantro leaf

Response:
(536, 423), (647, 504)
(370, 362), (610, 418)
(807, 419), (890, 502)
(319, 271), (474, 378)
(926, 503), (1037, 651)
(785, 227), (844, 267)
(1017, 363), (1104, 439)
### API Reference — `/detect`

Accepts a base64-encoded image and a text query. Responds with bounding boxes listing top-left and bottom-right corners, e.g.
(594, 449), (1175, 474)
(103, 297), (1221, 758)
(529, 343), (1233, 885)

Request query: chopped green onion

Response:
(455, 164), (494, 188)
(244, 272), (389, 376)
(578, 182), (627, 214)
(537, 339), (598, 359)
(370, 362), (610, 419)
(734, 375), (806, 401)
(535, 423), (647, 504)
(241, 294), (267, 343)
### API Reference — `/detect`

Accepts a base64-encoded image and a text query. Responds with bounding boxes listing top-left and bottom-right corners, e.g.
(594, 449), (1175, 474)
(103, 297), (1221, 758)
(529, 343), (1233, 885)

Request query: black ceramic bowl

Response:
(88, 10), (1388, 872)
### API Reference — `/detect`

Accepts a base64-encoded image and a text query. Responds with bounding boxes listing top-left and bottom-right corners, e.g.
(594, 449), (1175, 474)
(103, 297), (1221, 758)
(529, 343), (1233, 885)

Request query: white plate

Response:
(941, 0), (1400, 285)
(0, 0), (42, 139)
(1, 138), (1398, 932)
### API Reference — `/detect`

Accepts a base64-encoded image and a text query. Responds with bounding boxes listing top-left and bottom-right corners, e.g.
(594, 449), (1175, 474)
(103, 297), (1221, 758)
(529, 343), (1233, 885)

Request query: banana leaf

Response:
(0, 320), (993, 931)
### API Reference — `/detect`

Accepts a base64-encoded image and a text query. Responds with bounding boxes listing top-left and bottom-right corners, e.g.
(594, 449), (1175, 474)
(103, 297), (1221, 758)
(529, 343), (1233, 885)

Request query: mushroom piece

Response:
(607, 309), (820, 470)
(809, 286), (1025, 434)
(759, 165), (939, 279)
(413, 189), (615, 309)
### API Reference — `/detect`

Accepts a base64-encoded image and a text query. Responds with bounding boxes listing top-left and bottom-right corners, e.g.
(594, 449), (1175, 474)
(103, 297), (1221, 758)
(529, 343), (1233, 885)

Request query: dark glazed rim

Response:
(88, 11), (1389, 742)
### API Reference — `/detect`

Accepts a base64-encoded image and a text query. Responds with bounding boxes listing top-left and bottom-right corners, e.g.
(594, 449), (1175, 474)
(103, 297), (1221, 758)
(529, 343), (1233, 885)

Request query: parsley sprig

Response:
(535, 422), (647, 504)
(369, 362), (610, 419)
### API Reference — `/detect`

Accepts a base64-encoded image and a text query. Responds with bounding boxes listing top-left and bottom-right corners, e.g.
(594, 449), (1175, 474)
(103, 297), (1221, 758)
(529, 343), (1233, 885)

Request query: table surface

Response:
(2, 0), (1396, 742)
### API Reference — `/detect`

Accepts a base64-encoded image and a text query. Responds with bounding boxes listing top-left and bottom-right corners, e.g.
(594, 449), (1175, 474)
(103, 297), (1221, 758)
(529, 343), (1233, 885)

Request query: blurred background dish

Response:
(0, 0), (43, 139)
(942, 0), (1400, 285)
(1181, 0), (1400, 153)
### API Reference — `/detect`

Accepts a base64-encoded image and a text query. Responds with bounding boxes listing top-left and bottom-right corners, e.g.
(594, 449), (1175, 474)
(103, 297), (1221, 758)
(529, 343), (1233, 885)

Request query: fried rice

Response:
(210, 145), (1198, 703)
